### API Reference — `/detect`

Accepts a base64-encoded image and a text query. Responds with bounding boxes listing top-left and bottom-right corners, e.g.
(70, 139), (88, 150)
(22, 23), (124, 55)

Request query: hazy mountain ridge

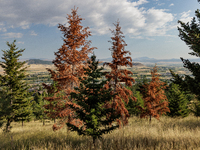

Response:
(26, 59), (144, 67)
(17, 57), (200, 65)
(27, 59), (53, 65)
(100, 57), (200, 64)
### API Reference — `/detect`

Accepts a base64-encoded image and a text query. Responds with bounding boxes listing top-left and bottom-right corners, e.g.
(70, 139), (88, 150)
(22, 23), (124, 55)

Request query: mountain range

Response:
(99, 57), (200, 64)
(23, 57), (200, 65)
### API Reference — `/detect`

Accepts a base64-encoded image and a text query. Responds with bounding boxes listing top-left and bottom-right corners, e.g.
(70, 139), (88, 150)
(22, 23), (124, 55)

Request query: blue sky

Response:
(0, 0), (199, 60)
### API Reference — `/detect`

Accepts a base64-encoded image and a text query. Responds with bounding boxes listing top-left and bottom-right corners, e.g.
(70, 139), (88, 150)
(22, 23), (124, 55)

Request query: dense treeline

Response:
(0, 3), (200, 147)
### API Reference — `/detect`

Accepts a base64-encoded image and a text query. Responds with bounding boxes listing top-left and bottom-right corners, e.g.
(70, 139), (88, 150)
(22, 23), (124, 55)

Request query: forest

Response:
(0, 4), (200, 150)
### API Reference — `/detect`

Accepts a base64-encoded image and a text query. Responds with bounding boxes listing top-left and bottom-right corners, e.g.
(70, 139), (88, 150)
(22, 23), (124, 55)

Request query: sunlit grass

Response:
(1, 115), (200, 150)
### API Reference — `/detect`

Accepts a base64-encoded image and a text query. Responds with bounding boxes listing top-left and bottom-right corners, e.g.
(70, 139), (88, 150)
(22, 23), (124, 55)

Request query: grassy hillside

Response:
(1, 115), (200, 150)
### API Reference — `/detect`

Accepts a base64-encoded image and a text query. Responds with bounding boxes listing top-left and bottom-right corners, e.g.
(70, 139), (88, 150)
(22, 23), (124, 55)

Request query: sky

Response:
(0, 0), (199, 60)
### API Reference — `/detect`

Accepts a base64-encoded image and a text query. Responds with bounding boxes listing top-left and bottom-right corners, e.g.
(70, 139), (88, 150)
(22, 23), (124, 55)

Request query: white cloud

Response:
(0, 27), (7, 32)
(1, 32), (23, 39)
(143, 8), (174, 36)
(181, 11), (191, 18)
(130, 35), (155, 41)
(30, 30), (37, 36)
(20, 21), (30, 29)
(132, 0), (148, 6)
(169, 3), (174, 7)
(17, 41), (24, 44)
(0, 0), (174, 37)
(157, 3), (165, 6)
(179, 10), (193, 23)
(0, 23), (7, 32)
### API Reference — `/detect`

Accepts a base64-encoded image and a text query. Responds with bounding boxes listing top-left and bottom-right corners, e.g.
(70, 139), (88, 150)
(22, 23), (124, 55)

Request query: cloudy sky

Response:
(0, 0), (199, 60)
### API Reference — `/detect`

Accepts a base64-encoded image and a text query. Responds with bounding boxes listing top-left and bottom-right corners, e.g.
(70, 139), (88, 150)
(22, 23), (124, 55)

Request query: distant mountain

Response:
(23, 57), (200, 65)
(99, 57), (200, 64)
(134, 57), (156, 60)
(27, 59), (53, 65)
(99, 57), (157, 63)
(98, 61), (144, 67)
(99, 58), (112, 62)
(132, 62), (144, 66)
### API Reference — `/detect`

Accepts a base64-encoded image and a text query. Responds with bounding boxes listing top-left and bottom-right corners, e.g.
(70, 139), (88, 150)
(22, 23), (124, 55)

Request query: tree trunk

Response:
(149, 115), (151, 123)
(6, 118), (11, 132)
(42, 112), (45, 125)
(22, 120), (23, 127)
(71, 64), (75, 92)
(114, 66), (118, 93)
(93, 137), (96, 147)
(43, 119), (45, 126)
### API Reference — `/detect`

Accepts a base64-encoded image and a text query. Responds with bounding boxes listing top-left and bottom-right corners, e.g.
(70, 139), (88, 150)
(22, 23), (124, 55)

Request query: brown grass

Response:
(0, 64), (55, 75)
(1, 115), (200, 150)
(26, 64), (55, 74)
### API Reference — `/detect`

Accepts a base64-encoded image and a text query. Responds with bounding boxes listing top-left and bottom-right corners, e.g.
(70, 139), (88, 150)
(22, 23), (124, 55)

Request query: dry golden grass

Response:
(1, 115), (200, 150)
(0, 64), (55, 75)
(26, 64), (55, 74)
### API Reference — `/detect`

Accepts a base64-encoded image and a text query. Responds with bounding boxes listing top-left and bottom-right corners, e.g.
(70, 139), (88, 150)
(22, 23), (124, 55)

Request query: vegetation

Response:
(0, 40), (32, 132)
(1, 4), (200, 150)
(166, 83), (190, 118)
(138, 65), (170, 123)
(1, 115), (200, 150)
(104, 21), (136, 126)
(170, 4), (200, 101)
(125, 90), (144, 116)
(43, 7), (95, 130)
(31, 87), (48, 125)
(67, 54), (120, 145)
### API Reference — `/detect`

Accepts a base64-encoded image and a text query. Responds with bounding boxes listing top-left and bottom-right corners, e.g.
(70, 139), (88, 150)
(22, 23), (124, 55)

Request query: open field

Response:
(0, 64), (55, 75)
(26, 64), (55, 74)
(1, 115), (200, 150)
(0, 63), (191, 78)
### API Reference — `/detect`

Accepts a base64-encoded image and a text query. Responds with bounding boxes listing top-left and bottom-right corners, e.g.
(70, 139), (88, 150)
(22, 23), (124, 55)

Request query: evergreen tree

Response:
(138, 65), (170, 123)
(104, 21), (136, 126)
(125, 74), (149, 116)
(170, 3), (200, 100)
(32, 90), (48, 125)
(0, 40), (32, 132)
(138, 76), (150, 101)
(190, 100), (200, 118)
(67, 54), (120, 145)
(43, 7), (95, 130)
(166, 83), (189, 117)
(125, 91), (144, 116)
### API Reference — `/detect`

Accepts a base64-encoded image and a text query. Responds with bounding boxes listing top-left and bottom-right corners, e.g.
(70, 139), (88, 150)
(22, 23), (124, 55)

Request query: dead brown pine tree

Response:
(43, 7), (95, 130)
(138, 65), (170, 123)
(104, 21), (136, 126)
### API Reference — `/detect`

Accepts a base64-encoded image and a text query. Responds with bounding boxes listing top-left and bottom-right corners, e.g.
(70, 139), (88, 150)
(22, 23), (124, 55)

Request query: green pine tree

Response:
(125, 76), (151, 117)
(32, 90), (48, 125)
(170, 3), (200, 101)
(189, 100), (200, 118)
(0, 40), (32, 132)
(125, 91), (144, 116)
(66, 54), (120, 146)
(166, 83), (189, 118)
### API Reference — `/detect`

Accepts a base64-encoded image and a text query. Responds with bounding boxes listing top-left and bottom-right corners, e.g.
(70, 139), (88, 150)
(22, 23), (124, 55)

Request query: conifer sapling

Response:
(43, 7), (95, 130)
(104, 21), (136, 126)
(67, 54), (120, 145)
(138, 65), (170, 123)
(0, 40), (32, 132)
